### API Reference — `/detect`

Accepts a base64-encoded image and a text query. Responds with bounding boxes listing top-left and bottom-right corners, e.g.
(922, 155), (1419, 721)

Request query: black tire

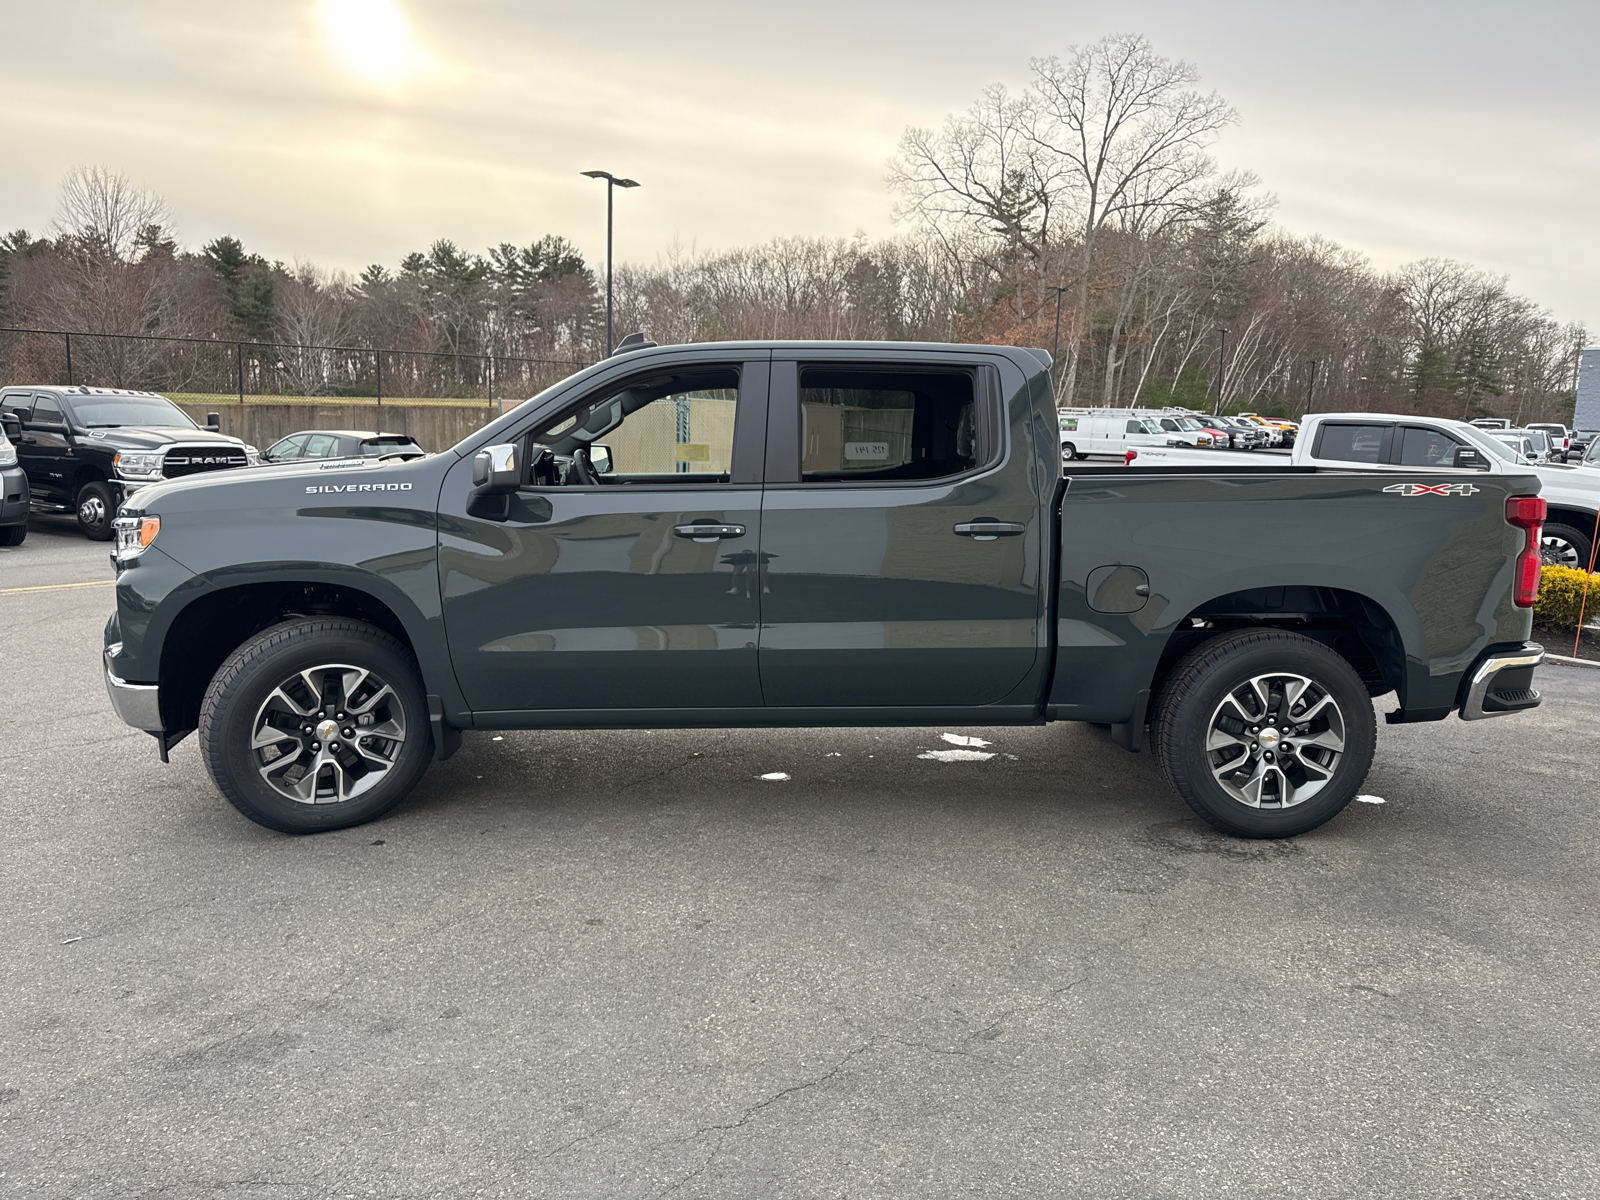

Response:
(75, 480), (116, 541)
(199, 618), (433, 834)
(0, 523), (24, 547)
(1540, 522), (1593, 571)
(1150, 629), (1376, 839)
(1062, 442), (1082, 461)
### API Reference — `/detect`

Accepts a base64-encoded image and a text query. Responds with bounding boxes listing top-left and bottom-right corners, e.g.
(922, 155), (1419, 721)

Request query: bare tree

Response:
(273, 262), (352, 396)
(1030, 35), (1237, 404)
(889, 83), (1064, 315)
(53, 166), (174, 266)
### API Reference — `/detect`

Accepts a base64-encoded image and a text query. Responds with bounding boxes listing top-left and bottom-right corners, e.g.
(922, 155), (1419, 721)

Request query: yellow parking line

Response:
(0, 579), (116, 596)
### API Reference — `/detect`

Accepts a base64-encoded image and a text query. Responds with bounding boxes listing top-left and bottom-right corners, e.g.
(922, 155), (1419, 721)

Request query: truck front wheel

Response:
(199, 619), (433, 833)
(1150, 630), (1376, 839)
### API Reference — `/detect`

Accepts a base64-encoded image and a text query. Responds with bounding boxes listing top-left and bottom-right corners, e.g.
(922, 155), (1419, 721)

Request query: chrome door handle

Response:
(953, 521), (1025, 541)
(674, 522), (746, 542)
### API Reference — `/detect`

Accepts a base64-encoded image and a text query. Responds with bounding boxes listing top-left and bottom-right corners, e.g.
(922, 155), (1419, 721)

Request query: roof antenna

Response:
(610, 332), (656, 357)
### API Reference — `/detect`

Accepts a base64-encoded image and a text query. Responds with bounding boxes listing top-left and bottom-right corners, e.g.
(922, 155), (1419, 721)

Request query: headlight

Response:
(115, 451), (164, 480)
(0, 435), (14, 468)
(244, 445), (261, 466)
(113, 515), (160, 562)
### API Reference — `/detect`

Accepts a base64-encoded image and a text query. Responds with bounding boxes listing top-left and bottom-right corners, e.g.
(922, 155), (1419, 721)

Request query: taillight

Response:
(1125, 450), (1138, 465)
(1505, 494), (1546, 607)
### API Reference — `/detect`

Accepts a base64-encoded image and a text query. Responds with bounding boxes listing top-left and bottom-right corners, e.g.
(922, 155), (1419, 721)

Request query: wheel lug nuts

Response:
(303, 726), (313, 735)
(336, 712), (346, 720)
(330, 741), (340, 750)
(343, 728), (354, 738)
(310, 741), (320, 751)
(1265, 751), (1275, 762)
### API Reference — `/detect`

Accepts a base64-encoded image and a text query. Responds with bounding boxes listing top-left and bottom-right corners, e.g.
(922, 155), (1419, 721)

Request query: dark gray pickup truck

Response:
(103, 340), (1546, 839)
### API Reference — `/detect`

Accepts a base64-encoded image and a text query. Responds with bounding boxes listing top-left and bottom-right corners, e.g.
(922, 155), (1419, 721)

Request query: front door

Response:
(20, 393), (72, 504)
(439, 353), (770, 717)
(754, 355), (1044, 708)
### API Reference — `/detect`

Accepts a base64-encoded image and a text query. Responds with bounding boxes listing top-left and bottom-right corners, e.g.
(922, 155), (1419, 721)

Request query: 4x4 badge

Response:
(1383, 482), (1480, 497)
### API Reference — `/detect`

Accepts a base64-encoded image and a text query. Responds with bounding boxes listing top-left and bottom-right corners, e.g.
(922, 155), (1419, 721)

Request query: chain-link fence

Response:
(0, 326), (590, 406)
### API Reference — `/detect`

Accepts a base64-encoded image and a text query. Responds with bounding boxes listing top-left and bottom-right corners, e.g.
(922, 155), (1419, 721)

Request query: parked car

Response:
(0, 386), (259, 540)
(1526, 422), (1572, 460)
(1150, 414), (1217, 448)
(1239, 413), (1296, 447)
(263, 430), (426, 463)
(1059, 411), (1178, 459)
(1470, 418), (1512, 431)
(0, 411), (27, 546)
(1292, 411), (1600, 569)
(105, 339), (1545, 841)
(1188, 413), (1253, 449)
(1220, 415), (1268, 448)
(1490, 433), (1542, 463)
(1570, 429), (1600, 461)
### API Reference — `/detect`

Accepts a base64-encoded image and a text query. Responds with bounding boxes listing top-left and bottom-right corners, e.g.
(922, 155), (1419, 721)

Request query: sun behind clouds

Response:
(315, 0), (444, 90)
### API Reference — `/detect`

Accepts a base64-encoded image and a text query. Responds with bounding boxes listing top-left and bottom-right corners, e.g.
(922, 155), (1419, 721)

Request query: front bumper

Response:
(104, 644), (163, 732)
(1459, 642), (1544, 721)
(0, 463), (26, 526)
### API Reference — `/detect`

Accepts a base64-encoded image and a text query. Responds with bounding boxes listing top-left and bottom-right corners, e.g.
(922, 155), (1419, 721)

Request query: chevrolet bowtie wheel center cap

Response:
(317, 720), (339, 742)
(1258, 727), (1281, 750)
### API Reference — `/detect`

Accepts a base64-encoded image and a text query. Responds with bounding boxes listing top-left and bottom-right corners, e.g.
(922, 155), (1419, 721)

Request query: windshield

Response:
(1458, 423), (1522, 463)
(1139, 419), (1164, 435)
(1174, 418), (1204, 431)
(66, 395), (195, 429)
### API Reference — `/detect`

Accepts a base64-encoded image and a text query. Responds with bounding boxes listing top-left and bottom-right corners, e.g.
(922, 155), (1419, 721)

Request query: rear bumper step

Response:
(1459, 642), (1544, 721)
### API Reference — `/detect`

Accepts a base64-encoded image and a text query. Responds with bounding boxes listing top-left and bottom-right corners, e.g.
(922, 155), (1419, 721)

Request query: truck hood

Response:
(119, 452), (449, 516)
(75, 425), (250, 452)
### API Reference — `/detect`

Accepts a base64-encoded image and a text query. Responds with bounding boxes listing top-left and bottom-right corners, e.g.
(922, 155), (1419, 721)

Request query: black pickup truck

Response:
(102, 340), (1546, 839)
(0, 386), (258, 539)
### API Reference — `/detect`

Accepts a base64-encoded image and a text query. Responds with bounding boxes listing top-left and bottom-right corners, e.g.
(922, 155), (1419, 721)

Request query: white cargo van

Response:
(1059, 411), (1188, 459)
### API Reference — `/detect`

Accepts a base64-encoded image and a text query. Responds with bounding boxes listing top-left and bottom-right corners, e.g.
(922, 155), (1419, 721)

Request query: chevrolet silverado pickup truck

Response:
(103, 340), (1547, 839)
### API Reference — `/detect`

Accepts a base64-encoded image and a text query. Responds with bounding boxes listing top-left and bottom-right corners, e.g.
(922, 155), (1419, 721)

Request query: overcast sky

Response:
(3, 0), (1597, 333)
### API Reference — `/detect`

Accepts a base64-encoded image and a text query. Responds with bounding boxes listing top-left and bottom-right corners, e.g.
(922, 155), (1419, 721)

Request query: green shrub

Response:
(1535, 565), (1600, 627)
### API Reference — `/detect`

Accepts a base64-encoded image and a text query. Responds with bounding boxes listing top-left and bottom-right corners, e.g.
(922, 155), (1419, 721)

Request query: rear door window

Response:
(797, 366), (978, 483)
(1315, 423), (1390, 464)
(302, 434), (341, 458)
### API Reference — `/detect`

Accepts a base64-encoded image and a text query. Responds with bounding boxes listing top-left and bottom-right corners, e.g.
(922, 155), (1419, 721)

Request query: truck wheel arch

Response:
(155, 580), (431, 736)
(1150, 586), (1408, 711)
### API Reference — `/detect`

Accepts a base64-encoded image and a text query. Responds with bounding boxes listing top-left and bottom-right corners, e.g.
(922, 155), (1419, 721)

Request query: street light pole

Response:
(1212, 327), (1229, 415)
(580, 169), (640, 356)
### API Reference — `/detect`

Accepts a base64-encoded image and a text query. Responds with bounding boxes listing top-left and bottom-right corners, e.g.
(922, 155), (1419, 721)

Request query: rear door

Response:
(754, 351), (1044, 708)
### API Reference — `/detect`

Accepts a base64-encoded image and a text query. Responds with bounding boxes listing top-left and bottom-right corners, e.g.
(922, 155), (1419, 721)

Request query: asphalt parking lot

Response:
(2, 518), (1597, 1199)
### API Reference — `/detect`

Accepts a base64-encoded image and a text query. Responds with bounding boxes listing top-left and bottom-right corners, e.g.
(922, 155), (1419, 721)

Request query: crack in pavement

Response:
(538, 1115), (626, 1162)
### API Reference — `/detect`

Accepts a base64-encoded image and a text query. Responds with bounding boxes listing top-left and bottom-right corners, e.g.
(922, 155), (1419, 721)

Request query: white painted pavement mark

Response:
(918, 749), (997, 763)
(759, 772), (791, 781)
(1355, 794), (1386, 805)
(939, 733), (992, 747)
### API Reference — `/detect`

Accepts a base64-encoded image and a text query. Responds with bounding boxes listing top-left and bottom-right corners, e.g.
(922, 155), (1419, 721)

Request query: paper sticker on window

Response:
(844, 441), (889, 460)
(675, 443), (710, 463)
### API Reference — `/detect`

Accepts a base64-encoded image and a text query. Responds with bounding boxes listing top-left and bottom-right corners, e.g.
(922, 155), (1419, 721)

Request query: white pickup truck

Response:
(1125, 411), (1600, 569)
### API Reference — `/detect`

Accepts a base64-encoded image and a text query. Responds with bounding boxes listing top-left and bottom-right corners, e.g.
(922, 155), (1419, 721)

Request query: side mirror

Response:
(206, 412), (221, 431)
(588, 443), (613, 475)
(0, 413), (18, 442)
(1453, 447), (1488, 471)
(471, 443), (521, 492)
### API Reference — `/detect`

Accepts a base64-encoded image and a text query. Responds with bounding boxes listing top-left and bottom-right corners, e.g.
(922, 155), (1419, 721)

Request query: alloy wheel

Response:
(1205, 672), (1346, 809)
(251, 663), (407, 804)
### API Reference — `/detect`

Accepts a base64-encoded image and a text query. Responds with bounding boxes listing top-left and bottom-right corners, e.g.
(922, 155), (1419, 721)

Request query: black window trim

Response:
(511, 357), (769, 492)
(762, 359), (1003, 489)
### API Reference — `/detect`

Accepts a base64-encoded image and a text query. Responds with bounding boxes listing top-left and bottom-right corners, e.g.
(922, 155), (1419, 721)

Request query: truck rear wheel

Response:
(1062, 442), (1082, 460)
(1540, 522), (1592, 570)
(1150, 630), (1376, 839)
(199, 619), (433, 834)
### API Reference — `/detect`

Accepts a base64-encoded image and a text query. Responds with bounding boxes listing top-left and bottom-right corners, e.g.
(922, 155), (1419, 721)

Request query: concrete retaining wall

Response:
(174, 401), (504, 455)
